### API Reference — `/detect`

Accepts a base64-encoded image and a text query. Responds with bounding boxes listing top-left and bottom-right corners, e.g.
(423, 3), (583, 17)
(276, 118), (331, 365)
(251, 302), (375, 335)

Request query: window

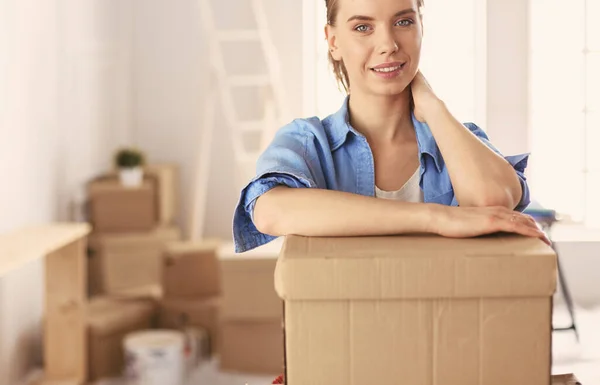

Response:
(302, 0), (487, 124)
(529, 0), (600, 226)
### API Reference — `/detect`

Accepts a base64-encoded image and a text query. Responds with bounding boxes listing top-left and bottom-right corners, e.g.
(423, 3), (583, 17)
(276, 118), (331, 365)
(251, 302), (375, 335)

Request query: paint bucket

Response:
(124, 330), (185, 385)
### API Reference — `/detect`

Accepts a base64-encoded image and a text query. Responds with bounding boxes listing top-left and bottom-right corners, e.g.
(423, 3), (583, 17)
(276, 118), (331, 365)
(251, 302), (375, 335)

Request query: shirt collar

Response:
(327, 96), (444, 173)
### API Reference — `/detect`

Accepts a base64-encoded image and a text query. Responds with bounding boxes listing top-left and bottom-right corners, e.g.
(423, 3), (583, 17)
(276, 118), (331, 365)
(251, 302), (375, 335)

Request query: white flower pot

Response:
(119, 167), (143, 187)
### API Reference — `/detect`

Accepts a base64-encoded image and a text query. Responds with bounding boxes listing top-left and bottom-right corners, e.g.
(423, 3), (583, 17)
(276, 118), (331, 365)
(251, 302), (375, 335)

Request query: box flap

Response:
(165, 238), (220, 255)
(89, 226), (181, 249)
(88, 178), (154, 194)
(275, 234), (557, 300)
(552, 374), (582, 385)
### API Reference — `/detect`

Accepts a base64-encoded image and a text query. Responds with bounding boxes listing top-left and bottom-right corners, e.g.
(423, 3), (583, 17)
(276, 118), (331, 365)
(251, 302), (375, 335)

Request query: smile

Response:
(372, 64), (404, 73)
(370, 62), (406, 78)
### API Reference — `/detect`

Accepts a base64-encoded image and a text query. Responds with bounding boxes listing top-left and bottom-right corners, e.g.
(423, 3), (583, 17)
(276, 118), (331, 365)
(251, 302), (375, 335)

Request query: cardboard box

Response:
(219, 239), (283, 320)
(145, 164), (179, 226)
(219, 320), (284, 375)
(158, 297), (221, 355)
(275, 234), (557, 385)
(552, 374), (582, 385)
(87, 296), (157, 382)
(163, 240), (221, 298)
(88, 226), (181, 295)
(88, 178), (157, 233)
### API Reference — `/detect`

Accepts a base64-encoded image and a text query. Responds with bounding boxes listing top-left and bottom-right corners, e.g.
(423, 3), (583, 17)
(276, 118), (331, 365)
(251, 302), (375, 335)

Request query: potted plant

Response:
(114, 147), (146, 187)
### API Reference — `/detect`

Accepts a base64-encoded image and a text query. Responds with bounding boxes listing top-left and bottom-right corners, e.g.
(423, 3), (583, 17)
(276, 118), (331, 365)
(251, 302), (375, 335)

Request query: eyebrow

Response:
(346, 8), (417, 23)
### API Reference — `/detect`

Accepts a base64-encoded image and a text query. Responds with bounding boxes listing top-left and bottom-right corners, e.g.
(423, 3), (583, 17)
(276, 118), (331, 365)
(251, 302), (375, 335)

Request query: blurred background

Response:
(0, 0), (599, 384)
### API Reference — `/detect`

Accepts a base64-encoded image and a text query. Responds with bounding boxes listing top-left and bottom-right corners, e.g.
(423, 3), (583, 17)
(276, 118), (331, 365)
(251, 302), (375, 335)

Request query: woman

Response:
(233, 0), (548, 254)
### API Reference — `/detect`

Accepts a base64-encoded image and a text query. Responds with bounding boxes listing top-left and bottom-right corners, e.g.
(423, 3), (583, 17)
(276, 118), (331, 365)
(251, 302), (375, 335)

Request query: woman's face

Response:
(326, 0), (423, 96)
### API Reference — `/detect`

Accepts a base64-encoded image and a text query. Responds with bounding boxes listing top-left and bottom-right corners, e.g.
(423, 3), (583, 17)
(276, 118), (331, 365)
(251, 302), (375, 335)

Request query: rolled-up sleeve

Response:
(462, 123), (531, 212)
(232, 122), (324, 253)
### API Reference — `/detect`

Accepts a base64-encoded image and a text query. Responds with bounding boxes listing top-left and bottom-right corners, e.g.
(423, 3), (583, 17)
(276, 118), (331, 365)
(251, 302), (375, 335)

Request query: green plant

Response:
(114, 147), (146, 169)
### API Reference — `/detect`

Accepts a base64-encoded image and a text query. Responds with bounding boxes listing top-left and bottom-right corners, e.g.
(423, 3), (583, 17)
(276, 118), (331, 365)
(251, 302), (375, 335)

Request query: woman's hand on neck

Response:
(347, 88), (415, 143)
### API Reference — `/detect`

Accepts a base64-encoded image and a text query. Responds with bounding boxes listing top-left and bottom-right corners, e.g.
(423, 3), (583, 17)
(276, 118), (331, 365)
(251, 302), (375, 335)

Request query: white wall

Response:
(0, 0), (133, 383)
(485, 0), (530, 156)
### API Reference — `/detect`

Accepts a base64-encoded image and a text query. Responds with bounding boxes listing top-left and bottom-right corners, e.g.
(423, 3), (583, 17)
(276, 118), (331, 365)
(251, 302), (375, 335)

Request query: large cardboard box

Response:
(275, 234), (557, 385)
(158, 297), (221, 355)
(163, 240), (221, 298)
(88, 178), (158, 233)
(219, 320), (284, 375)
(218, 239), (283, 320)
(88, 226), (181, 295)
(87, 297), (157, 382)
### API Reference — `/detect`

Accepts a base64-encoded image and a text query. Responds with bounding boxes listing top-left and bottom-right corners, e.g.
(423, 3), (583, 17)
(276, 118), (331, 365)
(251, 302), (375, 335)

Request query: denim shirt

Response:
(233, 97), (530, 253)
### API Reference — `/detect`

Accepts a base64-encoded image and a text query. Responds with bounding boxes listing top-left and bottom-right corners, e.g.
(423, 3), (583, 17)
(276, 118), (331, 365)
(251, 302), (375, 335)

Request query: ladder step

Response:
(217, 30), (261, 42)
(227, 75), (270, 87)
(239, 121), (265, 132)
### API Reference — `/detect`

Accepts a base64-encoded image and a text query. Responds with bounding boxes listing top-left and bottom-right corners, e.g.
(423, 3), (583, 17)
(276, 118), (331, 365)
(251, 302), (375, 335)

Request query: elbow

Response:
(253, 191), (286, 236)
(475, 187), (519, 210)
(459, 186), (518, 209)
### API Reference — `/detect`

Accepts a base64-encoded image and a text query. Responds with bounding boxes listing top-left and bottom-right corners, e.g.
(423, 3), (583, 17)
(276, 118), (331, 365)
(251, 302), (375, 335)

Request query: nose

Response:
(376, 27), (399, 55)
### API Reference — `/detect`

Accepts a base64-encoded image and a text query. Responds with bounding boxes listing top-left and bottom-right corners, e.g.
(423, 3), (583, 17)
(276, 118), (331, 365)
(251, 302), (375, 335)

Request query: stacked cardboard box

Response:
(88, 227), (181, 295)
(86, 296), (157, 382)
(218, 238), (284, 375)
(158, 240), (222, 356)
(87, 164), (181, 296)
(275, 234), (558, 385)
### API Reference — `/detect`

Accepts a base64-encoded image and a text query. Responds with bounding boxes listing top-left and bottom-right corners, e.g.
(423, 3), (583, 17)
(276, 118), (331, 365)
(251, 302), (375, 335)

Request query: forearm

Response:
(253, 186), (435, 237)
(425, 102), (522, 209)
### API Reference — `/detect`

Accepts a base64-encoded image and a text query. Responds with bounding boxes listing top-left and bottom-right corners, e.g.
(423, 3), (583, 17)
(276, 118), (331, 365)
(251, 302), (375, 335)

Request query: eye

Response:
(395, 19), (414, 27)
(354, 24), (371, 32)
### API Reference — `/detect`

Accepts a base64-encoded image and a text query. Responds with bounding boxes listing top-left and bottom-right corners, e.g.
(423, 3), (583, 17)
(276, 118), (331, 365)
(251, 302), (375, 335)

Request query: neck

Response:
(347, 89), (414, 143)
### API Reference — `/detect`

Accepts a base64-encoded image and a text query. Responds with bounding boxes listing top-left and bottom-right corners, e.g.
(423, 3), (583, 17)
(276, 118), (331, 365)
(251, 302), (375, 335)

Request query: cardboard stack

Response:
(158, 240), (222, 357)
(86, 164), (181, 296)
(275, 234), (558, 385)
(85, 164), (182, 382)
(218, 239), (284, 375)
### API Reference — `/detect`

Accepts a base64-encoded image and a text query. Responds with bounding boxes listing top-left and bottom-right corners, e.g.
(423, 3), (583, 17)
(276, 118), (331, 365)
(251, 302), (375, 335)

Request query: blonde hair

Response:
(325, 0), (424, 93)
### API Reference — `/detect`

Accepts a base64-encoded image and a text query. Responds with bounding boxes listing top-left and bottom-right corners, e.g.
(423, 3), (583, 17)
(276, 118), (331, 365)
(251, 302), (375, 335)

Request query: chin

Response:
(370, 82), (411, 97)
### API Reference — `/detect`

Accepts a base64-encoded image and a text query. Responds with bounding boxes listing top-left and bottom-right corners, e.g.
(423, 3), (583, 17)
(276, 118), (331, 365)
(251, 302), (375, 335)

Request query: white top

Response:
(375, 168), (424, 202)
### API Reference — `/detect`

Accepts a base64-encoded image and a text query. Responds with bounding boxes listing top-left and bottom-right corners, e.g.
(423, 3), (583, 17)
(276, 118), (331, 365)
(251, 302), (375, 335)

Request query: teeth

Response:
(373, 65), (402, 73)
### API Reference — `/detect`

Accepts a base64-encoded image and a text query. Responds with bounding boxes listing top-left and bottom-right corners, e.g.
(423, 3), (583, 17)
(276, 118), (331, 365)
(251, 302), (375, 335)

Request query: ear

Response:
(325, 24), (342, 61)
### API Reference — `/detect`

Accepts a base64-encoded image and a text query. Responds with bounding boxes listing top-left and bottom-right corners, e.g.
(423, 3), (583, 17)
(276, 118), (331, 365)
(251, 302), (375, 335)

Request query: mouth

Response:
(370, 62), (406, 78)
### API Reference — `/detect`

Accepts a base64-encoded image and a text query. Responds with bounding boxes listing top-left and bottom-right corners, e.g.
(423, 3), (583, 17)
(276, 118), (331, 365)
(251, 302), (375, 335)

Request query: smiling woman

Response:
(232, 0), (547, 254)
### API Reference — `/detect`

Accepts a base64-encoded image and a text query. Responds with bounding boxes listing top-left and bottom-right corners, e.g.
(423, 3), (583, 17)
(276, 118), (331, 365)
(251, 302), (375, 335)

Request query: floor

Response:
(95, 305), (600, 385)
(551, 305), (600, 384)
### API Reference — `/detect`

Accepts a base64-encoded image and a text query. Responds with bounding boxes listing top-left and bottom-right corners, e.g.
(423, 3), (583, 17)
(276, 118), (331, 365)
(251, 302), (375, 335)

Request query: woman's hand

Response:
(410, 70), (443, 122)
(430, 205), (551, 245)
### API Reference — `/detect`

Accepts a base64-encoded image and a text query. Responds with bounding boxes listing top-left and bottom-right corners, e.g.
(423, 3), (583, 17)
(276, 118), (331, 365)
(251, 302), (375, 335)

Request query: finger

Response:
(506, 212), (540, 231)
(506, 222), (551, 245)
(502, 219), (546, 238)
(541, 234), (552, 246)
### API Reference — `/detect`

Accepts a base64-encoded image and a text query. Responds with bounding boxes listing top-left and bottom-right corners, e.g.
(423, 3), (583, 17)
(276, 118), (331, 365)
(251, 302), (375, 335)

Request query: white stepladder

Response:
(188, 0), (290, 241)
